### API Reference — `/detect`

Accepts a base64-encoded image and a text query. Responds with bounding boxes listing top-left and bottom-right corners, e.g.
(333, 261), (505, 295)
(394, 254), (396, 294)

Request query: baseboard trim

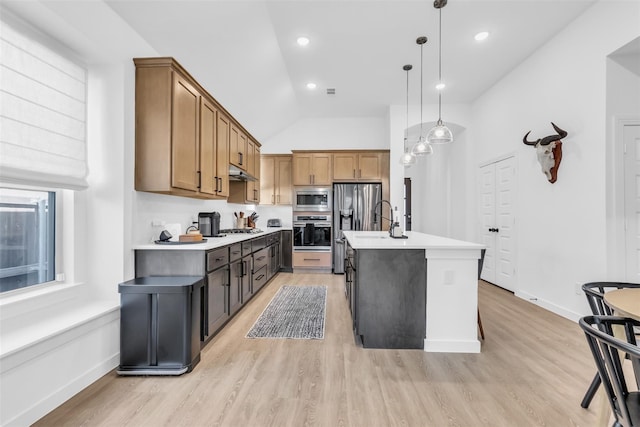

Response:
(423, 338), (481, 353)
(515, 290), (582, 322)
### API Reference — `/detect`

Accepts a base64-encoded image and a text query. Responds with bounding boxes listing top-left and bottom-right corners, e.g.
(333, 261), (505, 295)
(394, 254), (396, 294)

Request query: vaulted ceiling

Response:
(3, 0), (599, 141)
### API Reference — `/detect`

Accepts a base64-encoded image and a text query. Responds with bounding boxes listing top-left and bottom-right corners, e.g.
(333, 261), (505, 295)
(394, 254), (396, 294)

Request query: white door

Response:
(479, 157), (516, 291)
(624, 125), (640, 281)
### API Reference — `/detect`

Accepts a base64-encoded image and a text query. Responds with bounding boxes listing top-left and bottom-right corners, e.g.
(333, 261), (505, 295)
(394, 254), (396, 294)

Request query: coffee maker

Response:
(198, 212), (220, 237)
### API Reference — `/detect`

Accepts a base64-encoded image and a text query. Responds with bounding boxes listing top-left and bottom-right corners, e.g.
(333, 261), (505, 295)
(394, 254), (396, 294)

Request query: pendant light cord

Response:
(420, 41), (424, 138)
(438, 7), (442, 123)
(406, 67), (410, 149)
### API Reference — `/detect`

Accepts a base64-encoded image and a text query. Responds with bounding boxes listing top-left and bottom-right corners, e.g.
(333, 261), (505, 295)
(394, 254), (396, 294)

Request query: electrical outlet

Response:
(575, 282), (583, 295)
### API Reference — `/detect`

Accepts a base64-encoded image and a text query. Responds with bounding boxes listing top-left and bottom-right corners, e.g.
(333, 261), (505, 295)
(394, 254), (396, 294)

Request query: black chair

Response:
(581, 282), (640, 408)
(477, 249), (486, 340)
(579, 315), (640, 427)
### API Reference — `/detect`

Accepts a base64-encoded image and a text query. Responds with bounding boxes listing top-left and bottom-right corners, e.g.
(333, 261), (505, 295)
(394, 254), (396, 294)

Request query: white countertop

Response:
(133, 227), (290, 251)
(342, 230), (484, 250)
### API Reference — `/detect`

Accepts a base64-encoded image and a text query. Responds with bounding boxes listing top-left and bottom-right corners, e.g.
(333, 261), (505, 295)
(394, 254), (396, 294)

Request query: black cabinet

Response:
(118, 276), (204, 375)
(280, 230), (293, 272)
(134, 231), (283, 345)
(241, 253), (253, 303)
(205, 265), (229, 339)
(348, 245), (426, 349)
(253, 247), (269, 292)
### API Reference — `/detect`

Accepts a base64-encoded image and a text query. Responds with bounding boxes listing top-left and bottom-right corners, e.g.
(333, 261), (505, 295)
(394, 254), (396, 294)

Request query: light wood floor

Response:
(35, 273), (600, 426)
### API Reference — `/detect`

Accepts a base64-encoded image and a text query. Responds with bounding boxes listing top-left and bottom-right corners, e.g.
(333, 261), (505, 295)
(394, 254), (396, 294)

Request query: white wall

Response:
(469, 1), (640, 319)
(388, 103), (472, 238)
(263, 116), (387, 153)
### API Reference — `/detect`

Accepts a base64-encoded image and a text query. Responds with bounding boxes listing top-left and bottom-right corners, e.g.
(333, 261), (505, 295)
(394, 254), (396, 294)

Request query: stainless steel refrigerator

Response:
(333, 183), (382, 273)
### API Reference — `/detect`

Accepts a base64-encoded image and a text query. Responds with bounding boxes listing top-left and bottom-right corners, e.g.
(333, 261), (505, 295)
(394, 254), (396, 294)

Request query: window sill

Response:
(0, 299), (120, 373)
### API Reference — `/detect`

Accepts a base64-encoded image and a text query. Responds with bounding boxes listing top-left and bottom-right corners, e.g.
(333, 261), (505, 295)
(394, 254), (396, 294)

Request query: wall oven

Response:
(293, 187), (332, 212)
(293, 214), (332, 252)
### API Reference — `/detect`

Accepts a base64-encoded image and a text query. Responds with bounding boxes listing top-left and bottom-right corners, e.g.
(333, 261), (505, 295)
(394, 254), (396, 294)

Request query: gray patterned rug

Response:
(246, 285), (326, 339)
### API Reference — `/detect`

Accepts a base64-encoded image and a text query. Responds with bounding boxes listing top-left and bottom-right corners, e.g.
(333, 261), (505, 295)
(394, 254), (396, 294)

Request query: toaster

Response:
(267, 218), (282, 227)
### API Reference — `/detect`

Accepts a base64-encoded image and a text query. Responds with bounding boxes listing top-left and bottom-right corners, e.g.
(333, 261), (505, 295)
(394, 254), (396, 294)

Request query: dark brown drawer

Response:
(253, 247), (269, 271)
(229, 243), (242, 262)
(252, 264), (267, 290)
(206, 247), (228, 272)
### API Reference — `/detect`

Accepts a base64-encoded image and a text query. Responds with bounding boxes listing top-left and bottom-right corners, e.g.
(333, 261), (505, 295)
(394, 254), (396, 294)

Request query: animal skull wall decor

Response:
(522, 122), (568, 183)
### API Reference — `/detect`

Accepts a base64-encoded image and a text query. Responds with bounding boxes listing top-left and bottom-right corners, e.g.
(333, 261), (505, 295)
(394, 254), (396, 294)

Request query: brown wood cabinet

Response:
(230, 124), (247, 170)
(228, 139), (261, 204)
(292, 152), (332, 186)
(260, 155), (292, 205)
(333, 151), (384, 181)
(134, 57), (232, 199)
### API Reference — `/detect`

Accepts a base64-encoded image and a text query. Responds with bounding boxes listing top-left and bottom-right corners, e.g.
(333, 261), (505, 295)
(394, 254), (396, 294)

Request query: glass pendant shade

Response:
(427, 120), (453, 144)
(411, 136), (433, 156)
(400, 141), (417, 166)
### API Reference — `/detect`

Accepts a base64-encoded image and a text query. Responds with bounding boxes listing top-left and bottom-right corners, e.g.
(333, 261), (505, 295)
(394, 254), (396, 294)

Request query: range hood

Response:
(228, 164), (257, 182)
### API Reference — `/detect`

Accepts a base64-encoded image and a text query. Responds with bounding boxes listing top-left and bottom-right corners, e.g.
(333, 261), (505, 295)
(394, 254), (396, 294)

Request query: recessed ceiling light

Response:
(474, 31), (489, 42)
(297, 36), (310, 46)
(306, 82), (317, 90)
(435, 82), (446, 90)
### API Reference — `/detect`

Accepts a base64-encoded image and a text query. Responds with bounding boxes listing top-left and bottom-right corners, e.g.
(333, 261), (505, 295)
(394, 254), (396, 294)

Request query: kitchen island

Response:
(343, 230), (484, 353)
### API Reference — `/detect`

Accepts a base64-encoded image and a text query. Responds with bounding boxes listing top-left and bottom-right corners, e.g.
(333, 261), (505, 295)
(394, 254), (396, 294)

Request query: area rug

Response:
(246, 285), (327, 339)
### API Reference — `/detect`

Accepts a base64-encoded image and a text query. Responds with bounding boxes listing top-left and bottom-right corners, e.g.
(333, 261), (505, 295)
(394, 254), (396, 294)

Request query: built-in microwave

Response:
(293, 187), (332, 212)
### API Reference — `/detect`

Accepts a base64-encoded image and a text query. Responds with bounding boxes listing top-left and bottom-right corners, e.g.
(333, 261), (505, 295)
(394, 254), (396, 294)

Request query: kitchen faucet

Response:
(373, 199), (394, 231)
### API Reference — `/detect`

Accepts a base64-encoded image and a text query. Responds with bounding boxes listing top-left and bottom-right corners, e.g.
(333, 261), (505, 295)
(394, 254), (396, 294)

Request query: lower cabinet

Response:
(253, 247), (269, 292)
(134, 231), (285, 347)
(205, 265), (229, 339)
(241, 253), (253, 303)
(229, 260), (243, 315)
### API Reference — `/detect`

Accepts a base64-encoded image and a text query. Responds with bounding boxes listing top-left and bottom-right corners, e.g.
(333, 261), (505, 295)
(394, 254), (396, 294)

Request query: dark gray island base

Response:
(346, 244), (426, 349)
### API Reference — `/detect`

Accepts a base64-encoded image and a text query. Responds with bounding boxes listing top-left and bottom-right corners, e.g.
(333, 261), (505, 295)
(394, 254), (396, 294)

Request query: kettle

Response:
(198, 212), (220, 237)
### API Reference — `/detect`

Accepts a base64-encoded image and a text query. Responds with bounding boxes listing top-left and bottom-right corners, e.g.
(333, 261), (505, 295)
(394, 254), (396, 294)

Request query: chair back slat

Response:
(580, 315), (640, 427)
(582, 282), (640, 316)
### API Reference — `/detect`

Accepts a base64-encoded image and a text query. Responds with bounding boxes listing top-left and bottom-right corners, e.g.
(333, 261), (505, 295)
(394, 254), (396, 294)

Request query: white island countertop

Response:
(133, 227), (289, 251)
(343, 230), (484, 251)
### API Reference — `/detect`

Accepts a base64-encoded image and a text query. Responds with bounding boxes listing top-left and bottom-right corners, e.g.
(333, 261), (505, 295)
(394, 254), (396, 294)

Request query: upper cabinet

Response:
(229, 124), (247, 170)
(228, 139), (261, 204)
(134, 57), (258, 200)
(333, 152), (384, 181)
(292, 152), (332, 186)
(261, 155), (292, 205)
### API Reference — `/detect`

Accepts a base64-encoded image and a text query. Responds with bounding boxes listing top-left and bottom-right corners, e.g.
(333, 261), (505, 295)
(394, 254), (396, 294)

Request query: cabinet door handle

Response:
(353, 169), (356, 178)
(256, 274), (265, 281)
(359, 169), (361, 178)
(197, 171), (201, 189)
(272, 194), (275, 204)
(257, 256), (266, 261)
(239, 152), (243, 165)
(215, 257), (224, 262)
(304, 258), (321, 261)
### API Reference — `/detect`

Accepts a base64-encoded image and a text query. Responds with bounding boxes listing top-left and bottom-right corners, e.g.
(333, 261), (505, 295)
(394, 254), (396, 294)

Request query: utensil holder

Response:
(236, 218), (247, 229)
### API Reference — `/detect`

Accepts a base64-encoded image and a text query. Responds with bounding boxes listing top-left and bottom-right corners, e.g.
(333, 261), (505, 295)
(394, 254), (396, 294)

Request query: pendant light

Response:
(411, 36), (433, 156)
(427, 0), (453, 144)
(400, 64), (417, 167)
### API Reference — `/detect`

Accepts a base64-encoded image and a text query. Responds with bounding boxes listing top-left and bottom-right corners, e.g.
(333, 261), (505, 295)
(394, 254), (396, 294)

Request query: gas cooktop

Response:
(219, 228), (263, 234)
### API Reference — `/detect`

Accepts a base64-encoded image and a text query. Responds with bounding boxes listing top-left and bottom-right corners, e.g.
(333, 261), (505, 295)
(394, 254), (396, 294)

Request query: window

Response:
(0, 187), (55, 293)
(0, 10), (88, 295)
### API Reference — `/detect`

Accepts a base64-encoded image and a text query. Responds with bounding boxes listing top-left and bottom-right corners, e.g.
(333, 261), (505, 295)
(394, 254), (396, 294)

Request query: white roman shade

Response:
(0, 12), (88, 190)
